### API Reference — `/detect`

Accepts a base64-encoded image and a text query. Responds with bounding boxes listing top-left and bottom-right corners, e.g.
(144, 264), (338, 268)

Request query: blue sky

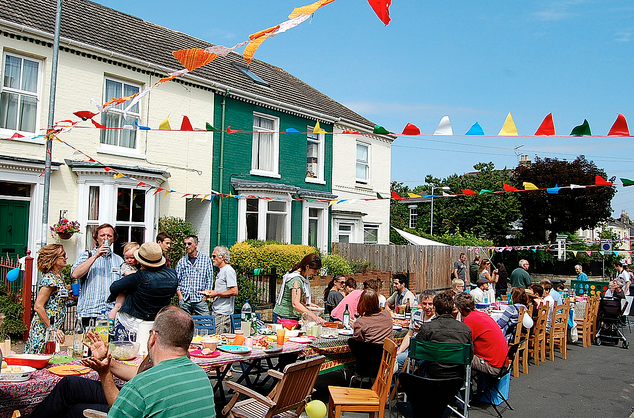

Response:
(94, 0), (634, 218)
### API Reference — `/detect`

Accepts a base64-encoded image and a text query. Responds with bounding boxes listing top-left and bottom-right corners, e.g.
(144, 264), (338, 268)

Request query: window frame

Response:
(409, 206), (418, 229)
(363, 223), (379, 244)
(237, 195), (291, 243)
(99, 76), (142, 152)
(0, 51), (42, 137)
(355, 141), (370, 184)
(305, 126), (325, 184)
(302, 201), (328, 252)
(250, 112), (280, 178)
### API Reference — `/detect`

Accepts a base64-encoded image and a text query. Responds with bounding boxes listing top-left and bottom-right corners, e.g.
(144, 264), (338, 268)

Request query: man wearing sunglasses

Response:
(175, 235), (214, 315)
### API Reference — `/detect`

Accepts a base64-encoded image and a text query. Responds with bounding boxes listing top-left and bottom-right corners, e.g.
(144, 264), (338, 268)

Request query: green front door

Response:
(0, 199), (29, 257)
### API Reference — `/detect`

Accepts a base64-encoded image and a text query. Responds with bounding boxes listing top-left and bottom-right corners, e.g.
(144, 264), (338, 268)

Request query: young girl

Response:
(108, 242), (140, 321)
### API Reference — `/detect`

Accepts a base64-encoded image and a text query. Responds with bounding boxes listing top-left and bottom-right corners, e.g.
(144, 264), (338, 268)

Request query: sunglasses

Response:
(185, 242), (195, 246)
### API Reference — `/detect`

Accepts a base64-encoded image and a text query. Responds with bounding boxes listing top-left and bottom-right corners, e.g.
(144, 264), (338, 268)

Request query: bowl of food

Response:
(4, 354), (52, 369)
(201, 338), (219, 351)
(109, 341), (140, 360)
(0, 365), (36, 382)
(277, 319), (298, 330)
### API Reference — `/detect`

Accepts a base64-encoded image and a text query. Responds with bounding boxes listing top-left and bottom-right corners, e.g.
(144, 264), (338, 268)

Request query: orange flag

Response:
(172, 48), (218, 72)
(288, 0), (336, 18)
(244, 25), (281, 65)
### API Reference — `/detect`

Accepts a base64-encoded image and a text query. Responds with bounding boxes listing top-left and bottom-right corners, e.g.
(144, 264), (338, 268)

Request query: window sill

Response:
(305, 177), (326, 185)
(97, 145), (146, 160)
(250, 169), (281, 179)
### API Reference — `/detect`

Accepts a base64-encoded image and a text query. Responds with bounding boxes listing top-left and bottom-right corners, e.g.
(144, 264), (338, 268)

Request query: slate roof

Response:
(0, 0), (377, 129)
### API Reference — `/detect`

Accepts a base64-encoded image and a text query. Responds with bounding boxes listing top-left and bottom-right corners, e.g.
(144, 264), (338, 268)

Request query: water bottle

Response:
(84, 319), (94, 357)
(241, 300), (252, 321)
(411, 298), (419, 315)
(73, 318), (84, 359)
(507, 293), (513, 305)
(484, 296), (489, 304)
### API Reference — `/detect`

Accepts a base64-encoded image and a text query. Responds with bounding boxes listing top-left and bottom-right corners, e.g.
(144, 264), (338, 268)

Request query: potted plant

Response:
(50, 218), (81, 239)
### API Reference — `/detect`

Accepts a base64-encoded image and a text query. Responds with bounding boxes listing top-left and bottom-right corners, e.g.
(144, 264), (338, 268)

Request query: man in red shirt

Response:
(455, 292), (508, 375)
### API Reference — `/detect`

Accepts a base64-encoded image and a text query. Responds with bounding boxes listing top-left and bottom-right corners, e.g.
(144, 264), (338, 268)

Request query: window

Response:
(303, 203), (328, 252)
(409, 206), (418, 229)
(0, 53), (40, 133)
(239, 196), (290, 243)
(308, 208), (319, 247)
(306, 128), (324, 182)
(234, 63), (269, 86)
(115, 187), (146, 248)
(337, 223), (353, 243)
(356, 142), (369, 183)
(364, 224), (379, 244)
(251, 113), (279, 177)
(100, 78), (140, 149)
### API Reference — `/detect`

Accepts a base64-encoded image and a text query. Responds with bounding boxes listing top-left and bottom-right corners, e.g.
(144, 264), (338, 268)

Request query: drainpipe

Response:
(216, 90), (229, 246)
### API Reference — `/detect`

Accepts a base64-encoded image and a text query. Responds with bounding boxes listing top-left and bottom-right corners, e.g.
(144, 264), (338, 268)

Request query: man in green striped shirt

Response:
(108, 308), (215, 417)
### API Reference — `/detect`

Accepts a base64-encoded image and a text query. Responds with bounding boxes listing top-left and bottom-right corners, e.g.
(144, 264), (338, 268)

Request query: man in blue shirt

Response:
(71, 224), (123, 327)
(575, 265), (589, 281)
(175, 235), (213, 315)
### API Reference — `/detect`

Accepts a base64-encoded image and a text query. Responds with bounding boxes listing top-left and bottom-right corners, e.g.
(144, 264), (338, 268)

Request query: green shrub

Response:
(230, 241), (318, 275)
(235, 275), (262, 312)
(321, 254), (353, 276)
(0, 284), (26, 340)
(158, 216), (197, 263)
(349, 259), (376, 274)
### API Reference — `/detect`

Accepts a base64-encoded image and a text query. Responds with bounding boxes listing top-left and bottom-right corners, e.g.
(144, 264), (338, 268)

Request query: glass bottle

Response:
(73, 317), (84, 359)
(343, 304), (350, 328)
(45, 316), (57, 355)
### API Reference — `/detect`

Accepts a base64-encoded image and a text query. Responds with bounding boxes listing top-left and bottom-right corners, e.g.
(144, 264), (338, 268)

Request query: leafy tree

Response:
(390, 181), (411, 244)
(513, 156), (616, 242)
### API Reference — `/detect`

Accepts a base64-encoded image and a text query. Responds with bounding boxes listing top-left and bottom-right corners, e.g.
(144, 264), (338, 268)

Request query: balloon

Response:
(6, 268), (19, 282)
(305, 400), (327, 418)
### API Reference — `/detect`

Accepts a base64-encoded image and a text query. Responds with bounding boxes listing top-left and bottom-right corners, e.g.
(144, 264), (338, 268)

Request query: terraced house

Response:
(0, 0), (392, 268)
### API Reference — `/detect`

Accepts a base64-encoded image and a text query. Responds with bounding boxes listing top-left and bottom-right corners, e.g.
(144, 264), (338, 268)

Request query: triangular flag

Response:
(9, 132), (24, 140)
(498, 113), (518, 136)
(373, 125), (390, 134)
(159, 115), (171, 130)
(285, 128), (301, 133)
(113, 173), (124, 179)
(91, 119), (106, 129)
(570, 119), (591, 136)
(433, 116), (453, 135)
(289, 0), (335, 18)
(366, 0), (392, 25)
(73, 110), (98, 120)
(163, 190), (172, 198)
(134, 120), (150, 130)
(205, 123), (217, 131)
(407, 192), (422, 198)
(569, 184), (586, 189)
(465, 122), (484, 135)
(313, 121), (327, 134)
(342, 129), (361, 134)
(503, 183), (518, 192)
(534, 113), (555, 136)
(153, 188), (164, 195)
(377, 192), (384, 199)
(523, 182), (538, 190)
(243, 25), (280, 65)
(172, 48), (218, 72)
(531, 248), (537, 253)
(180, 116), (193, 131)
(614, 251), (619, 257)
(479, 189), (494, 194)
(401, 123), (420, 135)
(573, 251), (578, 257)
(547, 184), (561, 194)
(329, 200), (337, 207)
(461, 189), (478, 195)
(621, 178), (634, 187)
(595, 176), (612, 186)
(391, 190), (403, 199)
(586, 251), (592, 256)
(599, 250), (605, 256)
(608, 114), (630, 136)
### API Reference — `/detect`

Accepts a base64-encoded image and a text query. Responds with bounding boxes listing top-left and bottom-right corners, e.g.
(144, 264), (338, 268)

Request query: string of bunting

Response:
(468, 245), (632, 257)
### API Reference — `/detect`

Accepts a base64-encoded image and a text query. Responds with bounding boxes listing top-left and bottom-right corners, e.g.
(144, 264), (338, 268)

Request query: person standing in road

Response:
(575, 264), (589, 281)
(510, 259), (532, 289)
(175, 235), (213, 315)
(200, 246), (238, 334)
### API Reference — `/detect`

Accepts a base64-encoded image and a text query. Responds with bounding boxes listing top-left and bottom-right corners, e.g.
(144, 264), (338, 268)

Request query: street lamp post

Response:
(430, 186), (450, 235)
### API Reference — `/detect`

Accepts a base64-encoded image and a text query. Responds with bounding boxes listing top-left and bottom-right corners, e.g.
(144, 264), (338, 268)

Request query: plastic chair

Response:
(406, 338), (473, 418)
(474, 343), (519, 418)
(546, 299), (570, 361)
(395, 373), (464, 418)
(327, 338), (398, 418)
(192, 315), (216, 335)
(222, 355), (325, 418)
(347, 337), (384, 386)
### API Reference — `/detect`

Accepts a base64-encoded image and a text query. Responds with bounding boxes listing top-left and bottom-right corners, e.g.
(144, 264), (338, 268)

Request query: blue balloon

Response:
(6, 268), (19, 282)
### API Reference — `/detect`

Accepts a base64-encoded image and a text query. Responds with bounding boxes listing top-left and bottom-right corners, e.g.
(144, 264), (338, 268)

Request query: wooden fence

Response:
(333, 243), (481, 293)
(0, 252), (34, 340)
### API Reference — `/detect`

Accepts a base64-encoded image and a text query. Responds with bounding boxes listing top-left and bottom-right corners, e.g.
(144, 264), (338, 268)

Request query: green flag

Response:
(373, 125), (390, 135)
(377, 192), (384, 199)
(206, 122), (217, 131)
(621, 178), (634, 187)
(570, 119), (591, 136)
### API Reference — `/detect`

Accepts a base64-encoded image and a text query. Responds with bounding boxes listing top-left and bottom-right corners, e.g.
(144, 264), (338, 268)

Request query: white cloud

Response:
(614, 31), (632, 42)
(533, 0), (593, 21)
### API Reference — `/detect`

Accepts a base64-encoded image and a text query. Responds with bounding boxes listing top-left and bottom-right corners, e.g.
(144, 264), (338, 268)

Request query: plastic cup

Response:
(241, 321), (252, 337)
(276, 328), (286, 346)
(70, 283), (80, 295)
(233, 335), (245, 346)
(311, 325), (320, 338)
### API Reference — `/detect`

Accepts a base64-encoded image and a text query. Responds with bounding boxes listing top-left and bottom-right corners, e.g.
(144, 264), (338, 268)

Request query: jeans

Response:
(29, 376), (109, 418)
(179, 299), (210, 315)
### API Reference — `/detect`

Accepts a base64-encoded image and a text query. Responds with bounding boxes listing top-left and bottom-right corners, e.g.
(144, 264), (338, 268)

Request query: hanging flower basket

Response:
(51, 219), (80, 239)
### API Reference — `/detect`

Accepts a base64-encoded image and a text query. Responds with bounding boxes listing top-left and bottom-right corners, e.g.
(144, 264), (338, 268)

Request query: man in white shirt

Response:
(201, 246), (238, 334)
(471, 278), (494, 304)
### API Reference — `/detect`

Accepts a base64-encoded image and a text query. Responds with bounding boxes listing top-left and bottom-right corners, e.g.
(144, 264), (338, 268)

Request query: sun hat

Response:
(134, 242), (166, 268)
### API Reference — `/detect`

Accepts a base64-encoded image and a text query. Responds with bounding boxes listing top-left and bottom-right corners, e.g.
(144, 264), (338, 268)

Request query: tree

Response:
(513, 156), (616, 242)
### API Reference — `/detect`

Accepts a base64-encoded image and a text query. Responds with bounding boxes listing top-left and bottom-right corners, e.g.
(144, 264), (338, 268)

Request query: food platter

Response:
(0, 365), (36, 382)
(338, 329), (353, 336)
(189, 349), (221, 358)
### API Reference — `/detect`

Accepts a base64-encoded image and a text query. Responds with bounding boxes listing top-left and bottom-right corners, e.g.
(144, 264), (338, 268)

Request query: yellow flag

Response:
(163, 190), (171, 198)
(523, 182), (538, 190)
(313, 121), (327, 134)
(113, 173), (124, 179)
(329, 199), (338, 207)
(407, 192), (422, 198)
(159, 115), (171, 130)
(498, 113), (518, 136)
(201, 194), (210, 201)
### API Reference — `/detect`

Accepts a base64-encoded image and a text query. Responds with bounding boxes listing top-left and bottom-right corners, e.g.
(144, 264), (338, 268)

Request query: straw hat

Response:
(134, 242), (166, 268)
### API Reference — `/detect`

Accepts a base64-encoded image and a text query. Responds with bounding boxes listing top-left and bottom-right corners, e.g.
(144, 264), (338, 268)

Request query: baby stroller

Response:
(595, 297), (629, 349)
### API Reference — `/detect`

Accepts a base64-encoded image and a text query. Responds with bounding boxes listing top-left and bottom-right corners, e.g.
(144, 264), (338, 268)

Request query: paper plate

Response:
(218, 345), (252, 354)
(288, 337), (312, 343)
(189, 349), (221, 358)
(392, 325), (402, 330)
(48, 355), (74, 365)
(48, 365), (91, 376)
(338, 329), (353, 336)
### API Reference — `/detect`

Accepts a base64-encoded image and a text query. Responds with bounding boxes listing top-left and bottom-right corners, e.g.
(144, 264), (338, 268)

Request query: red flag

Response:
(608, 114), (630, 136)
(595, 176), (612, 186)
(74, 110), (98, 120)
(401, 123), (420, 135)
(9, 132), (24, 140)
(391, 190), (403, 199)
(91, 119), (106, 129)
(534, 113), (555, 136)
(503, 183), (519, 192)
(367, 0), (392, 25)
(180, 116), (193, 131)
(461, 189), (478, 195)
